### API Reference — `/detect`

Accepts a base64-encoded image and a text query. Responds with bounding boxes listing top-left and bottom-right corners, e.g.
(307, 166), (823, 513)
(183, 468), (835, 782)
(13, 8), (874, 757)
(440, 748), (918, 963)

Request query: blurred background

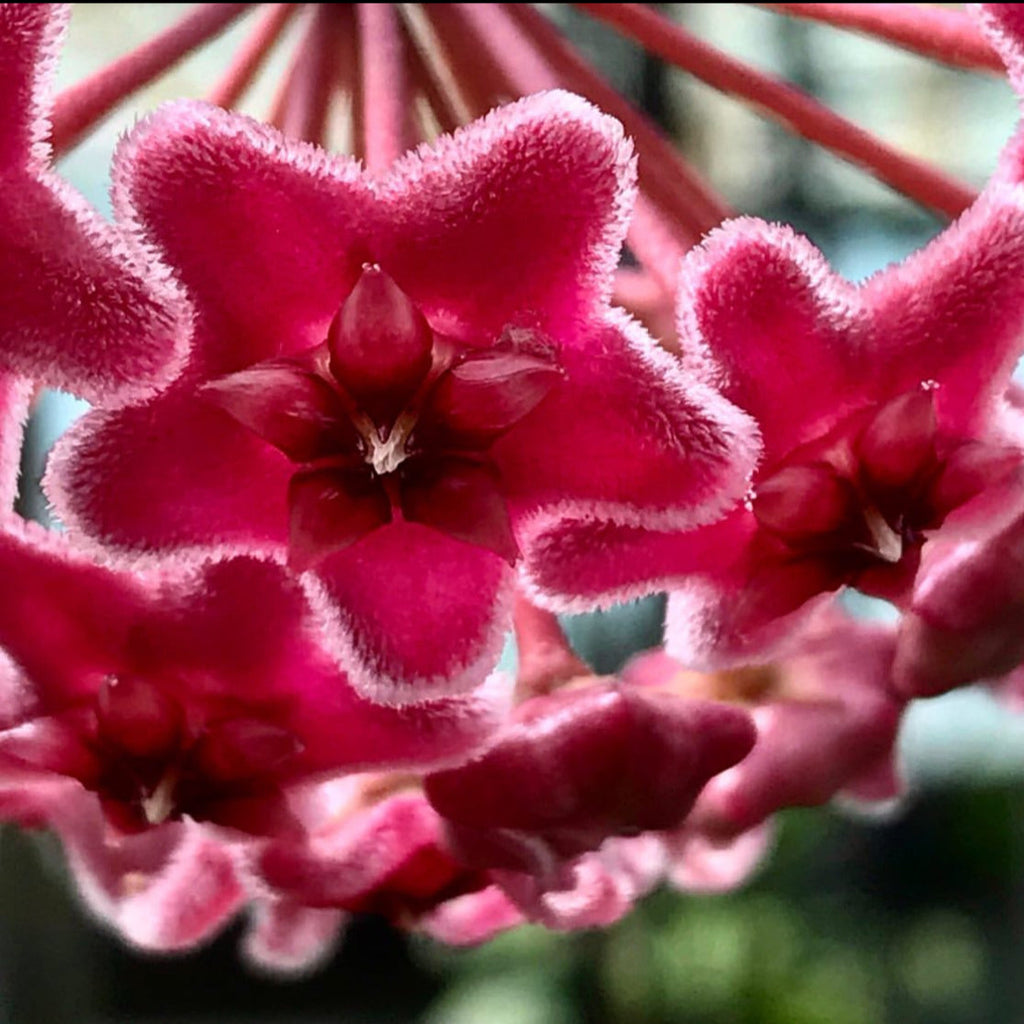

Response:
(6, 4), (1024, 1021)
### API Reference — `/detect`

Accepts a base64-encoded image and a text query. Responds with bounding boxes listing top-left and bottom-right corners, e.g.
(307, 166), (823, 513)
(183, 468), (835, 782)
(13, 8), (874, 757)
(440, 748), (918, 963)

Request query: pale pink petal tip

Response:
(242, 900), (345, 976)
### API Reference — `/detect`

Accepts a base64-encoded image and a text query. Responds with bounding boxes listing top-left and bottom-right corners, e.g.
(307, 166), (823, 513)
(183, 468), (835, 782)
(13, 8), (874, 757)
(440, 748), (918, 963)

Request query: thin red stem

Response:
(756, 4), (1003, 73)
(357, 4), (414, 173)
(51, 3), (253, 155)
(268, 5), (340, 146)
(399, 9), (468, 138)
(207, 3), (299, 110)
(423, 4), (723, 287)
(576, 3), (979, 219)
(513, 593), (589, 698)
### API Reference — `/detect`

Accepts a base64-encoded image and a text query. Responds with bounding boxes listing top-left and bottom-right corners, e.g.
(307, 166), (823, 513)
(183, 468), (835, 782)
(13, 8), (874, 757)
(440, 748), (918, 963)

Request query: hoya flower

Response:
(0, 521), (509, 836)
(0, 3), (186, 401)
(48, 91), (757, 703)
(522, 184), (1024, 664)
(621, 601), (903, 838)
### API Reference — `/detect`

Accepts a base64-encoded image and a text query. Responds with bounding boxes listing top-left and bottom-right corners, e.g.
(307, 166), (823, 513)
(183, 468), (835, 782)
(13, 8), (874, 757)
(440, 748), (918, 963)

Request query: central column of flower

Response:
(204, 266), (563, 570)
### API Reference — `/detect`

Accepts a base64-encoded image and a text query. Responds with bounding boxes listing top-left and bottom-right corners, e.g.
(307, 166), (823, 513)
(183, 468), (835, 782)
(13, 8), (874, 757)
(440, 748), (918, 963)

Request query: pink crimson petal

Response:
(242, 899), (345, 976)
(371, 90), (636, 342)
(0, 3), (62, 170)
(0, 372), (31, 513)
(664, 821), (773, 894)
(974, 3), (1024, 94)
(674, 219), (862, 463)
(0, 5), (189, 402)
(860, 185), (1024, 431)
(0, 521), (148, 708)
(112, 101), (372, 376)
(46, 387), (293, 555)
(55, 796), (248, 951)
(306, 521), (511, 704)
(498, 312), (760, 533)
(418, 885), (525, 946)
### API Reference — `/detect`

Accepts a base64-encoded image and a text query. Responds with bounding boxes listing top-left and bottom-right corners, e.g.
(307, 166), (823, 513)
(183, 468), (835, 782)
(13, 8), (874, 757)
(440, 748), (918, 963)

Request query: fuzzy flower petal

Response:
(0, 4), (188, 401)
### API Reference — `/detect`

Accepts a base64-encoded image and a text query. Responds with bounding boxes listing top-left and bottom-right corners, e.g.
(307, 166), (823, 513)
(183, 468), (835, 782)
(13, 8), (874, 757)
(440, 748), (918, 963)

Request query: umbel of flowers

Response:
(0, 0), (1023, 971)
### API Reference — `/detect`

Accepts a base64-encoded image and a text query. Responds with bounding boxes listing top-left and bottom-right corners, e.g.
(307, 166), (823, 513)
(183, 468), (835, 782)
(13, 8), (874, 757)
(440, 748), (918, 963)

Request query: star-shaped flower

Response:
(46, 91), (758, 703)
(522, 184), (1024, 665)
(0, 522), (508, 835)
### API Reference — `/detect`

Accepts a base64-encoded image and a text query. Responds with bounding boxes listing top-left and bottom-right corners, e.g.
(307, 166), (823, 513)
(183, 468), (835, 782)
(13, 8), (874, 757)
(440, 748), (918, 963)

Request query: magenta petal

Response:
(419, 350), (563, 449)
(0, 6), (188, 401)
(419, 885), (525, 946)
(399, 456), (518, 564)
(309, 522), (510, 704)
(114, 102), (372, 372)
(674, 219), (860, 461)
(895, 523), (1024, 696)
(860, 186), (1024, 429)
(56, 800), (246, 951)
(0, 522), (147, 707)
(425, 684), (756, 858)
(665, 822), (772, 894)
(288, 467), (392, 570)
(47, 387), (293, 553)
(0, 3), (63, 169)
(243, 899), (344, 976)
(973, 5), (1024, 103)
(96, 676), (182, 760)
(373, 91), (636, 340)
(328, 266), (433, 421)
(203, 362), (358, 463)
(0, 372), (31, 513)
(498, 312), (759, 531)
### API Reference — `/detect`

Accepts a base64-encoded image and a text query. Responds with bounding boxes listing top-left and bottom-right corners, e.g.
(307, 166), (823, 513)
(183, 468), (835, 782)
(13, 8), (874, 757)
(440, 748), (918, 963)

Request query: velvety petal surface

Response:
(242, 900), (345, 976)
(55, 796), (247, 951)
(307, 522), (512, 704)
(501, 312), (760, 533)
(112, 101), (371, 375)
(0, 5), (190, 401)
(47, 388), (293, 553)
(0, 372), (30, 513)
(371, 91), (635, 341)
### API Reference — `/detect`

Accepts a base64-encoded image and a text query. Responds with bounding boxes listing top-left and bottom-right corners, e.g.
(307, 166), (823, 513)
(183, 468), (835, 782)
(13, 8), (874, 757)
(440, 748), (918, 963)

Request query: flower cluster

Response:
(1, 1), (1024, 972)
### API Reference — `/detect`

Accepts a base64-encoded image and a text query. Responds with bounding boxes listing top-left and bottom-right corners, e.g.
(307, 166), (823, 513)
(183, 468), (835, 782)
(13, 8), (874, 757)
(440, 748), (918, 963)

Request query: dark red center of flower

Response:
(204, 266), (563, 569)
(86, 675), (301, 832)
(750, 387), (1022, 602)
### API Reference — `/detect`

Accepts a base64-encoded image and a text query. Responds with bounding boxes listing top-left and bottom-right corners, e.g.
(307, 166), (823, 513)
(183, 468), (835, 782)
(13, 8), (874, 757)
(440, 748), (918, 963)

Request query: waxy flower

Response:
(47, 91), (758, 703)
(523, 186), (1024, 665)
(0, 521), (509, 835)
(0, 3), (186, 401)
(622, 602), (903, 837)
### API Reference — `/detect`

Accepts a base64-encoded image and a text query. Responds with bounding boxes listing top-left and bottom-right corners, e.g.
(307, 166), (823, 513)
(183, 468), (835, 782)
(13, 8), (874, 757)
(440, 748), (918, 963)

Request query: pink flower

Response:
(46, 91), (758, 703)
(523, 190), (1024, 665)
(0, 521), (508, 835)
(622, 601), (903, 836)
(0, 3), (186, 401)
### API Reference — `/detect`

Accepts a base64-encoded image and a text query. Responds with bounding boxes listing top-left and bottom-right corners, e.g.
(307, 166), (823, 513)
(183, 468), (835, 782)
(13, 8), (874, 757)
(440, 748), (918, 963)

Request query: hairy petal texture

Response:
(973, 4), (1024, 96)
(55, 794), (247, 951)
(526, 192), (1024, 660)
(0, 528), (508, 831)
(0, 372), (31, 513)
(0, 4), (188, 402)
(47, 92), (758, 700)
(112, 102), (372, 376)
(501, 312), (760, 532)
(371, 90), (635, 341)
(306, 524), (513, 705)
